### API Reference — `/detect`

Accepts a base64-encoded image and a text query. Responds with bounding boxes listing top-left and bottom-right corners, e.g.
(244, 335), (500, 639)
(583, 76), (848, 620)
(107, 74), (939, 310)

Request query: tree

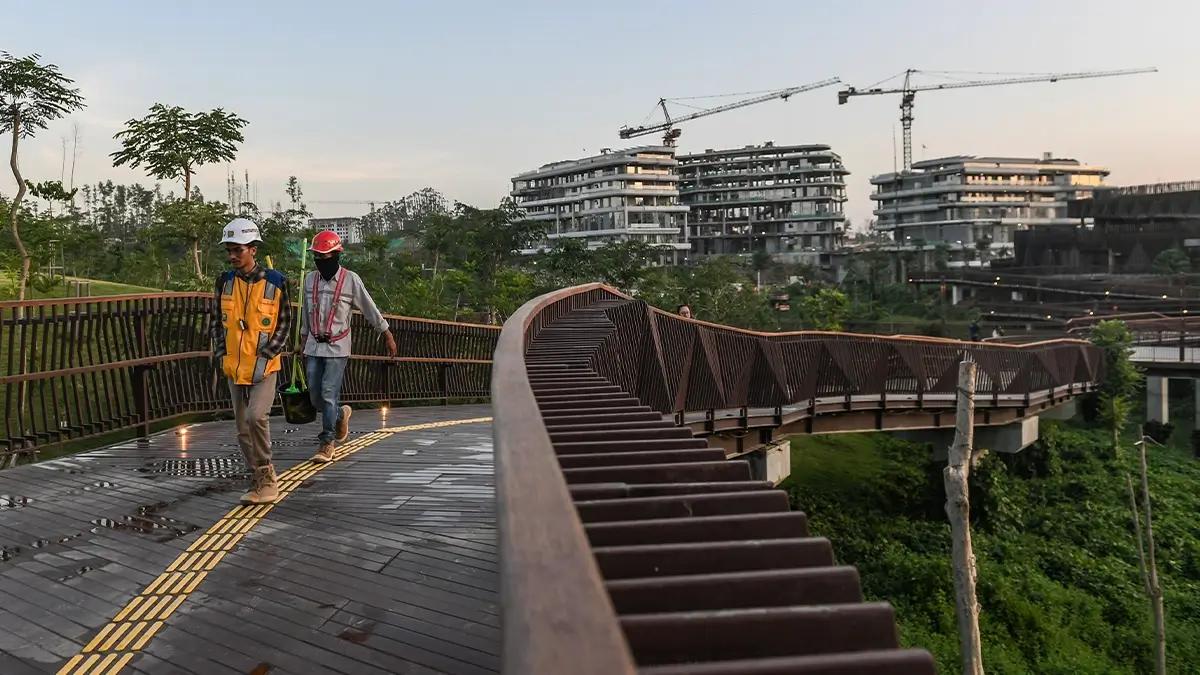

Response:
(111, 103), (247, 277)
(1151, 247), (1190, 287)
(419, 212), (461, 280)
(285, 175), (305, 213)
(975, 235), (993, 266)
(359, 188), (449, 236)
(934, 243), (951, 272)
(945, 361), (984, 675)
(1127, 433), (1166, 675)
(797, 288), (850, 331)
(363, 234), (389, 262)
(155, 199), (229, 286)
(1090, 320), (1142, 455)
(458, 199), (544, 322)
(25, 179), (76, 215)
(751, 249), (773, 289)
(0, 52), (85, 303)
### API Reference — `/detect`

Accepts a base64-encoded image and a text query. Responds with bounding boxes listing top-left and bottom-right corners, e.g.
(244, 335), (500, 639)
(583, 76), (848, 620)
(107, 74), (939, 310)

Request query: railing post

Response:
(132, 307), (150, 439)
(439, 363), (450, 405)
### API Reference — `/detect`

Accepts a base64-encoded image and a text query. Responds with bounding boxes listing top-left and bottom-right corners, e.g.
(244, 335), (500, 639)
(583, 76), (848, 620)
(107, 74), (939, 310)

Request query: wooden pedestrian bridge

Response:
(0, 285), (1103, 674)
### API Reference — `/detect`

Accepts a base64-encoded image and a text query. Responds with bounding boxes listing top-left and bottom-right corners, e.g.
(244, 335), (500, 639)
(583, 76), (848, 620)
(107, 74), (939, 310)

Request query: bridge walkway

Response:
(0, 407), (497, 675)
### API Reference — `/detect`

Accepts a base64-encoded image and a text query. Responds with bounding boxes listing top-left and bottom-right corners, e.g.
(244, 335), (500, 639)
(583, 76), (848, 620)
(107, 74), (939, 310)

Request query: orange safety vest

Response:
(218, 269), (287, 385)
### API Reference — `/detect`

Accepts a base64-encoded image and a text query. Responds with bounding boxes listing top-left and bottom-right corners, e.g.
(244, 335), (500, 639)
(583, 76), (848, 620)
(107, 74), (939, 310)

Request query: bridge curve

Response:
(0, 288), (1106, 673)
(494, 283), (1102, 674)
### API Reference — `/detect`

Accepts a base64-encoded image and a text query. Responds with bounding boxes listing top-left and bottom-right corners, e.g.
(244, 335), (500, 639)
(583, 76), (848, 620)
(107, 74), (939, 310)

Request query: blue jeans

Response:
(306, 356), (348, 444)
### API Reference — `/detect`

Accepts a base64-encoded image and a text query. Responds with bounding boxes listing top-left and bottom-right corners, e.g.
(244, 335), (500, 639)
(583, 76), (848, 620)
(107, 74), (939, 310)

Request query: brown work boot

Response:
(311, 442), (335, 464)
(240, 465), (280, 504)
(336, 405), (352, 442)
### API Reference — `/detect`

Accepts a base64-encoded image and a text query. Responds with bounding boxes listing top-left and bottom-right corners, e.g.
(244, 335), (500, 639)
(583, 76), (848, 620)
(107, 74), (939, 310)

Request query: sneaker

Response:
(311, 442), (335, 464)
(240, 465), (280, 505)
(336, 405), (352, 442)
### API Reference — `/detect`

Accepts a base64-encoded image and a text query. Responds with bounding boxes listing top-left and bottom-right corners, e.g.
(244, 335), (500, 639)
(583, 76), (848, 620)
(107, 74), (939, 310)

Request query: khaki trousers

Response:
(228, 372), (277, 470)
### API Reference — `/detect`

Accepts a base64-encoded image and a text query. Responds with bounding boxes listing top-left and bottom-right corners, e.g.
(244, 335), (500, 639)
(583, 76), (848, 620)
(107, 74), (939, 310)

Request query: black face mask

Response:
(315, 253), (341, 281)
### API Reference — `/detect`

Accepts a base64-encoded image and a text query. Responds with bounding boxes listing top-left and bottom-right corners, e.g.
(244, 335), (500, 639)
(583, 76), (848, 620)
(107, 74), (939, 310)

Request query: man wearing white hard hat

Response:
(300, 230), (397, 463)
(210, 218), (292, 504)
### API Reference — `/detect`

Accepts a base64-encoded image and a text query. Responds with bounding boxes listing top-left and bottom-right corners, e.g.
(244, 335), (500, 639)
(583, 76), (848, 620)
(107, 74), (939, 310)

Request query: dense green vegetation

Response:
(782, 414), (1200, 673)
(1, 183), (980, 335)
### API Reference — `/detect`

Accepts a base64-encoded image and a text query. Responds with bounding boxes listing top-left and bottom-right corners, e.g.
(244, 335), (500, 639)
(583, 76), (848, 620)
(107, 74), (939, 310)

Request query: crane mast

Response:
(838, 67), (1157, 171)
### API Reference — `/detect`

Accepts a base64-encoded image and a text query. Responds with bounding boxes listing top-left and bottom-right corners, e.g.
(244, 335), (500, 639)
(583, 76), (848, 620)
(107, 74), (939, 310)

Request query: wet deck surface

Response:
(0, 406), (498, 675)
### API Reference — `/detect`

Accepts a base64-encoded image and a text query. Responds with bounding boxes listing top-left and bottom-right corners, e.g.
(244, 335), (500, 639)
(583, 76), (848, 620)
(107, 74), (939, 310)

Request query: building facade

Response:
(510, 146), (690, 257)
(870, 154), (1109, 256)
(678, 142), (848, 268)
(309, 216), (362, 245)
(1012, 181), (1200, 272)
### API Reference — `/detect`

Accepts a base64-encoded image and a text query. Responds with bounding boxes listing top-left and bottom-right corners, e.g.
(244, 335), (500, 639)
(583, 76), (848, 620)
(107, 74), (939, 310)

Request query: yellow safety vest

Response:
(218, 269), (286, 385)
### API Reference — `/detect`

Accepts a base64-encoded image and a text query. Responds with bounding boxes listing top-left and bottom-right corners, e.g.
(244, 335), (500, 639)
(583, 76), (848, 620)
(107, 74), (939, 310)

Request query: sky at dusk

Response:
(4, 0), (1198, 229)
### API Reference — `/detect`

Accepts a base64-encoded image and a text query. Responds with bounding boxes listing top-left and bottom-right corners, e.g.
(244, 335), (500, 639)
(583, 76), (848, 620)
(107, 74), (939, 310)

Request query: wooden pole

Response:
(945, 360), (984, 675)
(1137, 434), (1167, 675)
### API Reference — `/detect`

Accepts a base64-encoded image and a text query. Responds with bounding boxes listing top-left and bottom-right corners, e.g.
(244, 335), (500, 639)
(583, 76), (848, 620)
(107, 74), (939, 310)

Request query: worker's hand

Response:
(384, 331), (398, 358)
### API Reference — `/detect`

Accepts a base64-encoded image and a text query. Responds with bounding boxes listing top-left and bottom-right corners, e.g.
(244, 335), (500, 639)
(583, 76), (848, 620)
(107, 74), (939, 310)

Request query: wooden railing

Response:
(0, 293), (499, 461)
(492, 283), (1104, 672)
(492, 285), (637, 674)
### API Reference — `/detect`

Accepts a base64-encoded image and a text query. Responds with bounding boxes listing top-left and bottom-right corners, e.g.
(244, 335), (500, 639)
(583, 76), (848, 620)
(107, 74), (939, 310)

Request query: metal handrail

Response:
(492, 282), (1105, 672)
(1, 294), (500, 458)
(492, 283), (636, 674)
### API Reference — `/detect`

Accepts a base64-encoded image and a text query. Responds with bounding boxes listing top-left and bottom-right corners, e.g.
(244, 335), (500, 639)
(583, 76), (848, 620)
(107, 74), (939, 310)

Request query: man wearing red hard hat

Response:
(300, 230), (397, 462)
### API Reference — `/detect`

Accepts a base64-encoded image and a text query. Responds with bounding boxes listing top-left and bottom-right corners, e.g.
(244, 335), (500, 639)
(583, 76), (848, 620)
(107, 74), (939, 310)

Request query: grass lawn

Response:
(0, 272), (162, 301)
(783, 431), (887, 492)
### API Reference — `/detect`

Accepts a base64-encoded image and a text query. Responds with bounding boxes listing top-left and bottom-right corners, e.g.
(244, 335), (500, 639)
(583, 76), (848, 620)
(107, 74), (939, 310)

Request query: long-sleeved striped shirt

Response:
(210, 263), (293, 362)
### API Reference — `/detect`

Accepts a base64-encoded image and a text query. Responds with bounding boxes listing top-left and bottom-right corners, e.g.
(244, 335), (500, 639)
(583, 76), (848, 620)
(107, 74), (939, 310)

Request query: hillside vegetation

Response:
(783, 419), (1200, 673)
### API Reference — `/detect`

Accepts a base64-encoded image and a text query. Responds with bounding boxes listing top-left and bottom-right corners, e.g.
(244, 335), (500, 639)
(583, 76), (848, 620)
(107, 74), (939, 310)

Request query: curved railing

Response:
(492, 286), (637, 674)
(0, 292), (499, 460)
(911, 269), (1200, 301)
(581, 285), (1100, 418)
(493, 283), (1104, 672)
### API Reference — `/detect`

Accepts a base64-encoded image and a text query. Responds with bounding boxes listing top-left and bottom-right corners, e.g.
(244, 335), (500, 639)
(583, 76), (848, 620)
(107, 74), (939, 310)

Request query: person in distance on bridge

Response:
(677, 304), (694, 319)
(301, 230), (398, 463)
(212, 219), (292, 505)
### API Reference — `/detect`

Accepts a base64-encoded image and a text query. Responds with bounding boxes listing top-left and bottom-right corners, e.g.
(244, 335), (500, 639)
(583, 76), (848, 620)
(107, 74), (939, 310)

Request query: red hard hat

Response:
(309, 230), (343, 254)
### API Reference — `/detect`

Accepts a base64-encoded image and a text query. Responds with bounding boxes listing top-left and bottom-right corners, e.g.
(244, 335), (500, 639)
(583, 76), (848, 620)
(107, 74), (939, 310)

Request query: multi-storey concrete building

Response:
(309, 216), (362, 245)
(1012, 181), (1200, 272)
(870, 153), (1109, 256)
(678, 143), (848, 268)
(510, 146), (690, 257)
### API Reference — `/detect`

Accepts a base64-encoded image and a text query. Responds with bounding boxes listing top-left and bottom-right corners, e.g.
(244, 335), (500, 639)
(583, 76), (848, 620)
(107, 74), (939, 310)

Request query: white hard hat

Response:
(219, 218), (262, 245)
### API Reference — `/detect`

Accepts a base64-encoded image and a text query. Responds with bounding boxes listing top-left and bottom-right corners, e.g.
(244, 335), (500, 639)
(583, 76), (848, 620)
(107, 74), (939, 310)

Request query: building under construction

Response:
(871, 153), (1109, 258)
(510, 146), (690, 257)
(678, 142), (848, 268)
(1012, 181), (1200, 272)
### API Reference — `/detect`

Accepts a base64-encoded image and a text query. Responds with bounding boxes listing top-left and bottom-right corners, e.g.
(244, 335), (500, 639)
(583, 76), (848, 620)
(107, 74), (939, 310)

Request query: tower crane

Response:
(837, 67), (1157, 172)
(619, 77), (841, 147)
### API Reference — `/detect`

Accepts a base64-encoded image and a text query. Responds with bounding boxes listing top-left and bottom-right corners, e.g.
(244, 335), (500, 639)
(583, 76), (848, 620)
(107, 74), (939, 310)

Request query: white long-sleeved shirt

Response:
(299, 269), (389, 358)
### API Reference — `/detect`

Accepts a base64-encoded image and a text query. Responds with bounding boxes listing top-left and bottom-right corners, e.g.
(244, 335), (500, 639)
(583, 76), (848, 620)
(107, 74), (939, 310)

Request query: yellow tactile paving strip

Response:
(56, 416), (491, 675)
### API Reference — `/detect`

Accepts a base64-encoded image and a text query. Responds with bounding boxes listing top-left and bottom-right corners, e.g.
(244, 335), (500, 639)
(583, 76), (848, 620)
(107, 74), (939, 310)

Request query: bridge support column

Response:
(744, 439), (792, 486)
(950, 284), (963, 305)
(1147, 375), (1169, 424)
(1194, 379), (1200, 426)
